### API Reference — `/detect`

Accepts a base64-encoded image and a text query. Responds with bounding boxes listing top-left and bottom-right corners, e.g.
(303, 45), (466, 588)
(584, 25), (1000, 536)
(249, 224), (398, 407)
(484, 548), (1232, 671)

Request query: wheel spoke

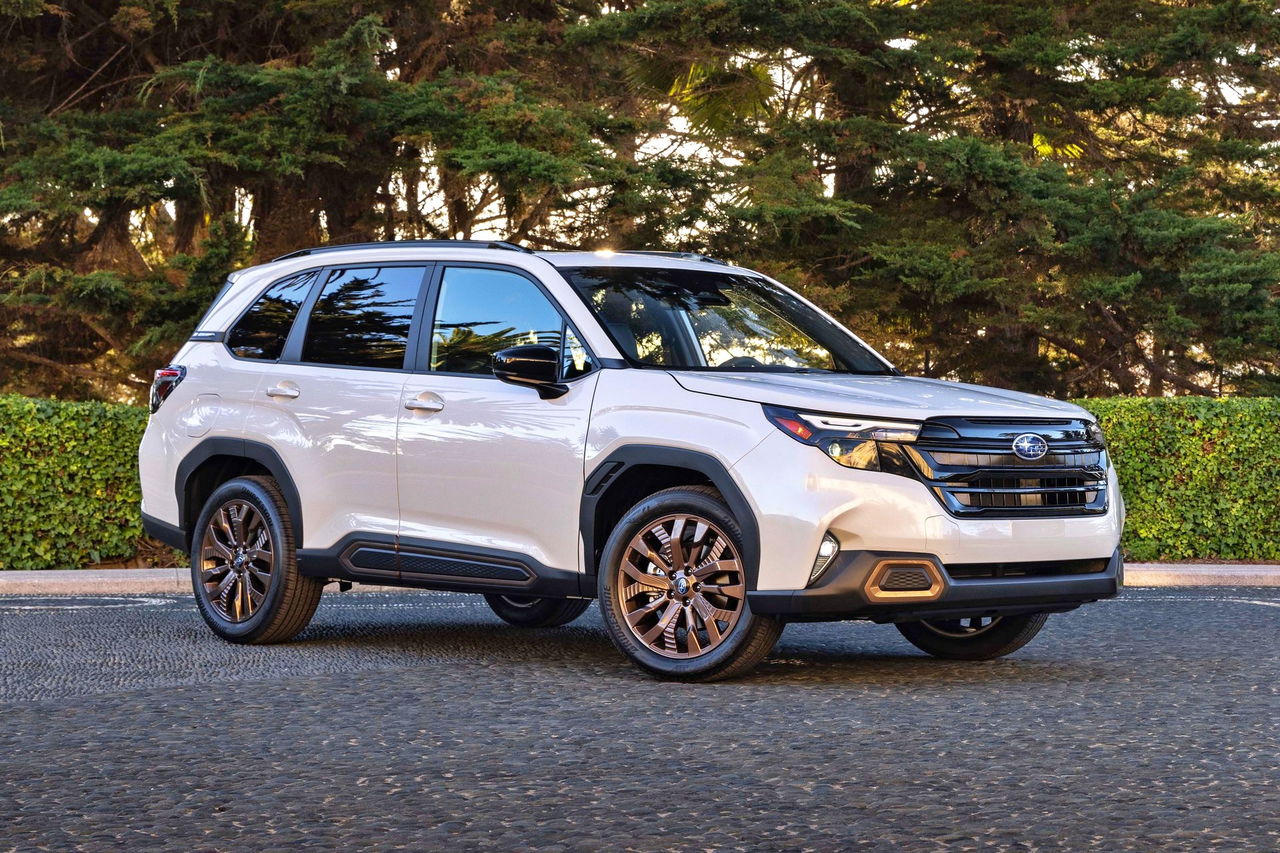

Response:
(684, 605), (702, 655)
(640, 600), (683, 646)
(699, 581), (744, 598)
(692, 594), (734, 626)
(667, 517), (686, 570)
(217, 507), (238, 547)
(692, 559), (739, 580)
(204, 537), (233, 562)
(624, 594), (667, 627)
(620, 558), (670, 591)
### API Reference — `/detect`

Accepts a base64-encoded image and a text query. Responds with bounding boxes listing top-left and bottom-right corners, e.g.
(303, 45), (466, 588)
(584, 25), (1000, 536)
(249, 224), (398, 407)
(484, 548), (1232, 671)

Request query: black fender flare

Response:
(175, 437), (304, 546)
(579, 445), (761, 592)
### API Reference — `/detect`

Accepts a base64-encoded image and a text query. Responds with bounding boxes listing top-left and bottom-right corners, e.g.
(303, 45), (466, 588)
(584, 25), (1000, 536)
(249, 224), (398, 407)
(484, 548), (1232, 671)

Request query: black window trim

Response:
(411, 261), (600, 384)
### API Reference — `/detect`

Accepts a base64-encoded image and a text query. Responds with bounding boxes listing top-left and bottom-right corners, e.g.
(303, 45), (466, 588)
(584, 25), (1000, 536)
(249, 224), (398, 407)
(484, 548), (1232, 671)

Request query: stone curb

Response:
(0, 564), (1277, 595)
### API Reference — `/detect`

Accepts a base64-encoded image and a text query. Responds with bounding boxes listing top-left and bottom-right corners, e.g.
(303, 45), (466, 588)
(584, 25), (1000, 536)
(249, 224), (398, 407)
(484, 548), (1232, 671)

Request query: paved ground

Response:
(1, 588), (1276, 852)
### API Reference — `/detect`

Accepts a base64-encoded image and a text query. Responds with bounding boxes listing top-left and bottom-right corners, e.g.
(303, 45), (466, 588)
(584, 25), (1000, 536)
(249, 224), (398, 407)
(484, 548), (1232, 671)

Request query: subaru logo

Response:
(1012, 433), (1049, 461)
(675, 577), (690, 595)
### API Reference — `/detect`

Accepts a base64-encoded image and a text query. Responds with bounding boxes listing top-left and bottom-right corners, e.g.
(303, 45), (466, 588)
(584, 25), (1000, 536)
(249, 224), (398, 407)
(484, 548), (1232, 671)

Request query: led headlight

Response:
(1086, 420), (1106, 446)
(764, 405), (922, 473)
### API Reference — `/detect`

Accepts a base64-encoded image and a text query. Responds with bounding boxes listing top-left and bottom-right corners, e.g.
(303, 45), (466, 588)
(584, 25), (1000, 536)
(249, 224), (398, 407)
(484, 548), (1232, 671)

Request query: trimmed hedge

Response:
(0, 394), (1276, 568)
(1079, 397), (1280, 562)
(0, 395), (148, 570)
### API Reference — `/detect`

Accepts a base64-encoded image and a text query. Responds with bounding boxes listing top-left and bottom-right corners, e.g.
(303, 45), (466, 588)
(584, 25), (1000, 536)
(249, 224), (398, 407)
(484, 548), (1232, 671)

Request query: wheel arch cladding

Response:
(580, 446), (761, 590)
(176, 438), (304, 546)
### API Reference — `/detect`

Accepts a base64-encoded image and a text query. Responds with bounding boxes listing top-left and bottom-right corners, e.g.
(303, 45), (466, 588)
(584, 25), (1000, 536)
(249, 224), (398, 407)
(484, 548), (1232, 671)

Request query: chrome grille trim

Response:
(904, 416), (1109, 519)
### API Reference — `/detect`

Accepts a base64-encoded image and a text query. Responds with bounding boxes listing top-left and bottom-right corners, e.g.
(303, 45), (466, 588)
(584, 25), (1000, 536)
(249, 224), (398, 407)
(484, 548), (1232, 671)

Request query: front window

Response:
(561, 266), (891, 374)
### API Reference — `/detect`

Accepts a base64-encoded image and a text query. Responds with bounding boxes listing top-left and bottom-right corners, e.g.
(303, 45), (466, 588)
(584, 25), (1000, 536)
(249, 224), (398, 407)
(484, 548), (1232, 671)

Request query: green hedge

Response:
(0, 394), (1276, 568)
(1079, 397), (1280, 562)
(0, 395), (148, 570)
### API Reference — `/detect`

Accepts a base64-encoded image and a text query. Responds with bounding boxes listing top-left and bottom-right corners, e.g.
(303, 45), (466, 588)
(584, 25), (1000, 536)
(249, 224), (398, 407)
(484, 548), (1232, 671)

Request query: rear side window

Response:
(226, 271), (316, 360)
(300, 266), (426, 369)
(430, 267), (566, 375)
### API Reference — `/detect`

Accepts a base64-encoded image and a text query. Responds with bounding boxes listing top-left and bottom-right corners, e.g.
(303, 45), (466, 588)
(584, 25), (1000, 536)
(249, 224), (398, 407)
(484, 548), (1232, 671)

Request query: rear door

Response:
(248, 263), (431, 565)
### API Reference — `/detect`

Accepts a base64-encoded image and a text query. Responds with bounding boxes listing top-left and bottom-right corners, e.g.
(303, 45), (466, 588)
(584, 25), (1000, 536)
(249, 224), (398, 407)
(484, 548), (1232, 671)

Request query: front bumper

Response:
(748, 548), (1123, 622)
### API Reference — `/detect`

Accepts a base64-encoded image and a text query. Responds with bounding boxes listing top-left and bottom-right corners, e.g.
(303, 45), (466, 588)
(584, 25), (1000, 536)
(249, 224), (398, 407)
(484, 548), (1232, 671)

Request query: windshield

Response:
(561, 266), (892, 374)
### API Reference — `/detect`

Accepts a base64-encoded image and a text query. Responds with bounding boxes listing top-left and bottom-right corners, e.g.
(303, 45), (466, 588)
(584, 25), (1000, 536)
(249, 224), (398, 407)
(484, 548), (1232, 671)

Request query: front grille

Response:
(904, 417), (1108, 519)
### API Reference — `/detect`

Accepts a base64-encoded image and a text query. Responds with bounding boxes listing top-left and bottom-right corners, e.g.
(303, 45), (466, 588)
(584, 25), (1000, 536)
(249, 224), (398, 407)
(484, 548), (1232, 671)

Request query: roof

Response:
(266, 240), (732, 270)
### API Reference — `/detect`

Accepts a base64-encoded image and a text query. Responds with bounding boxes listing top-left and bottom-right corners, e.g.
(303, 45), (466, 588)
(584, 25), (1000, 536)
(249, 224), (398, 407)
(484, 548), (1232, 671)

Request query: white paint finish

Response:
(397, 372), (600, 571)
(138, 343), (257, 524)
(181, 393), (221, 438)
(585, 369), (771, 477)
(247, 362), (406, 548)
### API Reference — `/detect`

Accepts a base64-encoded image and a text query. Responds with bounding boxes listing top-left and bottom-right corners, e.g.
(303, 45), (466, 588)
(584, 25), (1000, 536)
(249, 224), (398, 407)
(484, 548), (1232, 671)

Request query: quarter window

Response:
(226, 271), (316, 360)
(430, 267), (571, 375)
(300, 266), (425, 369)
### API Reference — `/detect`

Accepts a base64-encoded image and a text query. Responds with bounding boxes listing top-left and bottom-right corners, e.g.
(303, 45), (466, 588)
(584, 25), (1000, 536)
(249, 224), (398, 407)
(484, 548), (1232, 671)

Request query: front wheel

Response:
(597, 486), (783, 682)
(483, 594), (591, 628)
(895, 613), (1049, 660)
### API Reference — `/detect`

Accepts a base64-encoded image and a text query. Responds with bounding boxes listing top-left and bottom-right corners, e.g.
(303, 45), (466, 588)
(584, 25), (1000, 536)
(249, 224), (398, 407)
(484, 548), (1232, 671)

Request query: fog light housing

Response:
(809, 533), (840, 586)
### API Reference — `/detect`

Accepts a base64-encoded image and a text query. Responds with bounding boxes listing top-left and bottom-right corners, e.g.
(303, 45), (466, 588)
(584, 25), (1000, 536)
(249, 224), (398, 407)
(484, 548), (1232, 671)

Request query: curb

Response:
(1, 564), (1278, 595)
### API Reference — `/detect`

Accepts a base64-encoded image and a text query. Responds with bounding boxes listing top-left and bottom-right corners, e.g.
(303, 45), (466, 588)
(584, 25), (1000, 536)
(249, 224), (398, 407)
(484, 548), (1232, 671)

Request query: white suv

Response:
(139, 241), (1124, 680)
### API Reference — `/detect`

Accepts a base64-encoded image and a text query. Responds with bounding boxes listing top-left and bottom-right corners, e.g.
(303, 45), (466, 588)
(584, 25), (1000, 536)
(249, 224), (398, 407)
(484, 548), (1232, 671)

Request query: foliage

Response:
(0, 394), (147, 570)
(1080, 397), (1280, 561)
(1, 393), (1275, 567)
(1, 1), (1279, 402)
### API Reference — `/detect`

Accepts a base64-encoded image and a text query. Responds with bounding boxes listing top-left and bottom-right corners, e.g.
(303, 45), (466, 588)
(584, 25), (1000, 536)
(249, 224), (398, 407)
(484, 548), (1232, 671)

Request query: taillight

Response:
(150, 365), (186, 413)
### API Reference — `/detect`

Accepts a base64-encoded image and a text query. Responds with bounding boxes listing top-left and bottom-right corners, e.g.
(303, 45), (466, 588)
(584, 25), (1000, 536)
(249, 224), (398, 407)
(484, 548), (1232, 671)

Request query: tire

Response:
(484, 594), (592, 628)
(597, 485), (783, 682)
(190, 475), (323, 644)
(895, 612), (1049, 660)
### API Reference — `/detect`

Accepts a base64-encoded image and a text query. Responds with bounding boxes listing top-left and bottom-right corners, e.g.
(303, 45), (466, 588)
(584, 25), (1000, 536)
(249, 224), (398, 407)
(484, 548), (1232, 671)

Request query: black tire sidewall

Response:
(896, 613), (1048, 660)
(483, 594), (591, 627)
(597, 488), (764, 678)
(190, 477), (293, 642)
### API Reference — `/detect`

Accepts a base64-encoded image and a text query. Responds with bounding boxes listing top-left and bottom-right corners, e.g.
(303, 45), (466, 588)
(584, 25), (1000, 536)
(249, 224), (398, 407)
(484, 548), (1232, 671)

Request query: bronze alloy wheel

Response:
(199, 498), (275, 623)
(615, 512), (746, 659)
(920, 615), (1002, 638)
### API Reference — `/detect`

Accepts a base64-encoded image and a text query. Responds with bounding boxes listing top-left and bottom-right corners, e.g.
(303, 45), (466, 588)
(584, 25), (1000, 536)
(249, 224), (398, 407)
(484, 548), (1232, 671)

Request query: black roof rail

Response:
(270, 239), (533, 263)
(620, 250), (730, 266)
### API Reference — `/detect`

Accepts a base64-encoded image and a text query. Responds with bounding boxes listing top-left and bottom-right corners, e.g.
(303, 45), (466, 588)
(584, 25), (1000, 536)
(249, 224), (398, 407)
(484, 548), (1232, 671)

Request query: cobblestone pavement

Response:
(1, 588), (1276, 851)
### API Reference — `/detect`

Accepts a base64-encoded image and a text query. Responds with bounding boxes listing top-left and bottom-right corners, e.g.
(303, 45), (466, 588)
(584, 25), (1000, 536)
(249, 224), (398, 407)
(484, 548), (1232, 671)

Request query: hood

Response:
(668, 371), (1090, 421)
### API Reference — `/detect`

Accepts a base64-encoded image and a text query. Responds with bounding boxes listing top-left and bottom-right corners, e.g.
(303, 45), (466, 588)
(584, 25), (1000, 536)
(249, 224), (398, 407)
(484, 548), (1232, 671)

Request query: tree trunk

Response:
(251, 183), (321, 263)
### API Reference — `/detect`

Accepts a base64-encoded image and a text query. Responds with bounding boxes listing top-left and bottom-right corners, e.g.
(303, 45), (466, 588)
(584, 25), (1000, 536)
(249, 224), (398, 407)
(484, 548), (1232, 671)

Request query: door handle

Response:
(265, 385), (300, 399)
(404, 396), (444, 413)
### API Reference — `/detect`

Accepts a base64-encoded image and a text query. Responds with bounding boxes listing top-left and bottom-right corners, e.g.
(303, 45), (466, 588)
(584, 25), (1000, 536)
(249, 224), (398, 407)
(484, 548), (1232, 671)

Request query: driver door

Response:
(396, 264), (599, 577)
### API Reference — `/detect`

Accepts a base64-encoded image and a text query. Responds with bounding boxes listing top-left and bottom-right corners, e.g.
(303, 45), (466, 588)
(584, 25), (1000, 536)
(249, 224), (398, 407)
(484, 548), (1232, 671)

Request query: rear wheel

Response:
(597, 486), (783, 682)
(483, 594), (591, 628)
(190, 475), (322, 644)
(895, 612), (1049, 660)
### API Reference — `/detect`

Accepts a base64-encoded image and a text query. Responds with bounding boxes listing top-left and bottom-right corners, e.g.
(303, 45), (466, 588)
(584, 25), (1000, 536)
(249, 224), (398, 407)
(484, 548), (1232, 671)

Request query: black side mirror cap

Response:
(492, 345), (569, 399)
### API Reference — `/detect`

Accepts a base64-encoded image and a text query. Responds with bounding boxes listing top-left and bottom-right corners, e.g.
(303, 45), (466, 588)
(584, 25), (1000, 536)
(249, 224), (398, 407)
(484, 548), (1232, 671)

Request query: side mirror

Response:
(492, 345), (569, 399)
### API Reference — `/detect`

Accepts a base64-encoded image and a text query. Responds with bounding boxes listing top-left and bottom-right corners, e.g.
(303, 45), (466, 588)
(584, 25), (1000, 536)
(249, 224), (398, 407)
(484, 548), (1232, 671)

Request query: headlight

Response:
(1086, 420), (1106, 447)
(763, 405), (922, 473)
